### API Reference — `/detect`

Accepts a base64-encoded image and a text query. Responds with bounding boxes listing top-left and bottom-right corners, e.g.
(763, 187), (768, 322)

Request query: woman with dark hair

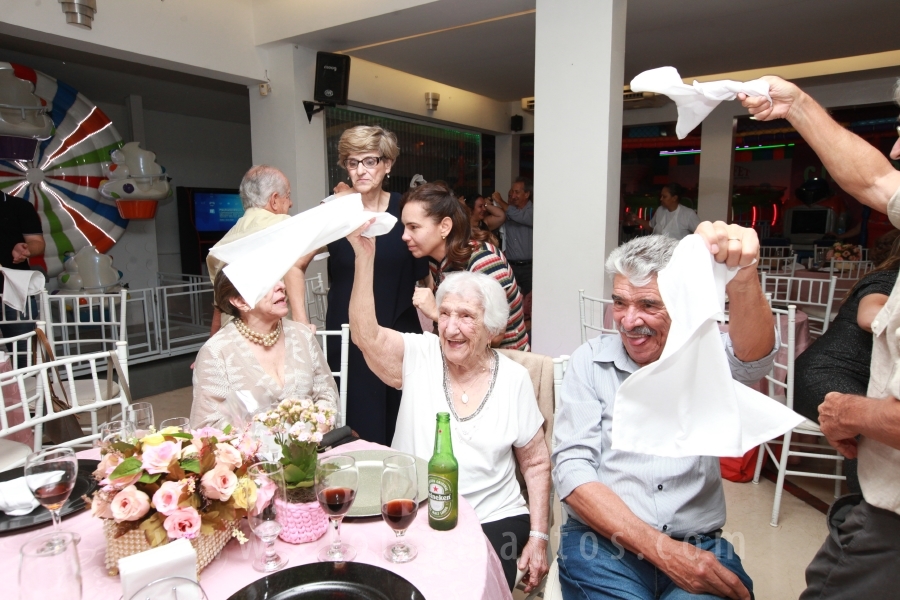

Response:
(794, 235), (900, 492)
(627, 183), (700, 240)
(191, 272), (338, 429)
(464, 194), (506, 245)
(297, 125), (428, 445)
(402, 182), (530, 350)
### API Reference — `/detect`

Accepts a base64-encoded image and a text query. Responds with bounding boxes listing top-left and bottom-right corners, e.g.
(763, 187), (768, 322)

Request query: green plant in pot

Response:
(254, 398), (336, 503)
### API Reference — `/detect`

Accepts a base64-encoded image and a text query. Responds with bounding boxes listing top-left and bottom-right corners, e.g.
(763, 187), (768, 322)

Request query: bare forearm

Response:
(846, 395), (900, 450)
(283, 265), (309, 324)
(25, 236), (45, 256)
(515, 437), (551, 534)
(725, 272), (774, 361)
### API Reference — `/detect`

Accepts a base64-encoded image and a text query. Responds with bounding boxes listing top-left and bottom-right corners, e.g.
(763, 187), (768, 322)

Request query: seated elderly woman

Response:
(191, 271), (338, 429)
(346, 223), (550, 592)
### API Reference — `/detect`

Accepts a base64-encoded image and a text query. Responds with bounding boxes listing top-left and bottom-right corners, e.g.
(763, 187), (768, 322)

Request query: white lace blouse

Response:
(190, 320), (339, 429)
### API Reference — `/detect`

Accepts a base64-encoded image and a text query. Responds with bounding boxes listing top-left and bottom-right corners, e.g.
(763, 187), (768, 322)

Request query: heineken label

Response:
(428, 475), (453, 519)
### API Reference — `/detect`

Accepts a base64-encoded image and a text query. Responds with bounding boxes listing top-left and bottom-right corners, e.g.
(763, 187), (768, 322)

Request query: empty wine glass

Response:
(380, 454), (418, 563)
(126, 402), (155, 437)
(19, 531), (82, 600)
(247, 461), (287, 573)
(100, 420), (135, 446)
(159, 417), (190, 431)
(315, 455), (358, 562)
(24, 447), (78, 532)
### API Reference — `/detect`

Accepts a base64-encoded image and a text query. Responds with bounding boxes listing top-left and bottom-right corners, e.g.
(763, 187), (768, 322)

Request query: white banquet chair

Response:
(761, 273), (836, 338)
(314, 324), (349, 427)
(752, 304), (845, 526)
(579, 290), (617, 343)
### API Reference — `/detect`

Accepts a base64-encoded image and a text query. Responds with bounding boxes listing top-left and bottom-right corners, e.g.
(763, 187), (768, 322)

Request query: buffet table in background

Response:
(0, 440), (511, 600)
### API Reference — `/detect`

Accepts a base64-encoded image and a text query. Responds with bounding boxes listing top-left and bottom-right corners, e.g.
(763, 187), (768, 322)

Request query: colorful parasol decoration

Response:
(0, 62), (127, 277)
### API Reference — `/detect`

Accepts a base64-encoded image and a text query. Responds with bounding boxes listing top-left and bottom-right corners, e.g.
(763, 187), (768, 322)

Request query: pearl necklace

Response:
(234, 319), (282, 347)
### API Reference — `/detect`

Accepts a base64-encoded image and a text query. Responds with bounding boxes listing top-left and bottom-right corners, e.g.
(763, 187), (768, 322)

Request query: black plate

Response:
(0, 459), (99, 535)
(227, 561), (427, 600)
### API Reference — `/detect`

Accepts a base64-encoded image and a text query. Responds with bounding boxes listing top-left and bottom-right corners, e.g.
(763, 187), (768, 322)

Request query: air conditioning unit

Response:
(622, 90), (668, 110)
(521, 96), (535, 111)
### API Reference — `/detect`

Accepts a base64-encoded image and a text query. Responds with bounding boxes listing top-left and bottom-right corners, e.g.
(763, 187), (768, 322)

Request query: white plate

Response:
(339, 450), (429, 518)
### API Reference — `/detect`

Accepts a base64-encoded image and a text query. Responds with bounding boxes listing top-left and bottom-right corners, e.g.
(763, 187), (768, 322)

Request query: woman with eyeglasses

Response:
(307, 125), (428, 445)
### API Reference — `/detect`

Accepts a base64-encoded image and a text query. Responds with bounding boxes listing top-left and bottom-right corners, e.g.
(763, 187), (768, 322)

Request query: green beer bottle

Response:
(428, 412), (458, 530)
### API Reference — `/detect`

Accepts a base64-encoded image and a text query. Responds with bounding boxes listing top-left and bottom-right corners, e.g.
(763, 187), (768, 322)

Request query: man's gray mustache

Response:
(617, 323), (656, 336)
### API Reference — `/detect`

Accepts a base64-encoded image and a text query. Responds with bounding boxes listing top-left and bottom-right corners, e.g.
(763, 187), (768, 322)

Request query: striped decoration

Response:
(0, 62), (126, 277)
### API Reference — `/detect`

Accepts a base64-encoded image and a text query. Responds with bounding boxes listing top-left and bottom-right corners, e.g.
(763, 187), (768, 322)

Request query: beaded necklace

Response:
(441, 349), (498, 422)
(234, 319), (282, 347)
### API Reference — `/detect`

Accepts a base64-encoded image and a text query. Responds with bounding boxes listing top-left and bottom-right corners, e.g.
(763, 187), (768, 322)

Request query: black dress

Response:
(325, 192), (428, 445)
(794, 269), (897, 492)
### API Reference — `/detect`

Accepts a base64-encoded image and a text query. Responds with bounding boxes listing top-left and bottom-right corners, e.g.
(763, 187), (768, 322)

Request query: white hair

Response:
(239, 165), (288, 209)
(434, 271), (509, 337)
(605, 235), (678, 287)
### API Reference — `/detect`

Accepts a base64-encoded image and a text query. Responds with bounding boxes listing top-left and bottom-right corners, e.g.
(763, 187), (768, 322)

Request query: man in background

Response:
(492, 176), (534, 295)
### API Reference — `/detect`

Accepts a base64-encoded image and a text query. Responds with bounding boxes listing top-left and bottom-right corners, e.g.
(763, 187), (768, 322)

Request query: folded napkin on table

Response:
(209, 193), (396, 309)
(611, 235), (804, 458)
(630, 66), (771, 139)
(0, 267), (45, 313)
(119, 538), (201, 600)
(0, 471), (63, 516)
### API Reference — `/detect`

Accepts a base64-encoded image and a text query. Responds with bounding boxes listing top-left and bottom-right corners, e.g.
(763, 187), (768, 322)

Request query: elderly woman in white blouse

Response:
(346, 222), (550, 592)
(190, 272), (338, 429)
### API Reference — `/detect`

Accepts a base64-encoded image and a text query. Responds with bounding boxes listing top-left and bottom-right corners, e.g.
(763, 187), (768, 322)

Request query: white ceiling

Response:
(289, 0), (900, 102)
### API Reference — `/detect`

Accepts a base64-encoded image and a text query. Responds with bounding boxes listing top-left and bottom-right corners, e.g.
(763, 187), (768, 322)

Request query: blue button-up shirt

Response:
(552, 332), (777, 538)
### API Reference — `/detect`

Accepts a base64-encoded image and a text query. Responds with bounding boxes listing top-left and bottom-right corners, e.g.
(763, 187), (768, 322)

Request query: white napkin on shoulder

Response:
(611, 235), (803, 458)
(630, 66), (771, 139)
(209, 193), (396, 309)
(0, 267), (45, 313)
(0, 471), (63, 516)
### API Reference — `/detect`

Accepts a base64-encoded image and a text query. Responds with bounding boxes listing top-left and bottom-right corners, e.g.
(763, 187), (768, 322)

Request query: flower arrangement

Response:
(254, 398), (336, 502)
(826, 243), (862, 261)
(88, 425), (260, 548)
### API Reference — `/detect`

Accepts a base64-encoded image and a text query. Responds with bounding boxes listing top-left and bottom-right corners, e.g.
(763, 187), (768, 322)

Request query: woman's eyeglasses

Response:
(345, 156), (384, 170)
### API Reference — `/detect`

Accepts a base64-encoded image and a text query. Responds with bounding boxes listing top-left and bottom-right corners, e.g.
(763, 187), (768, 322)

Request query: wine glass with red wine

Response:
(380, 454), (418, 563)
(315, 455), (358, 562)
(24, 447), (78, 532)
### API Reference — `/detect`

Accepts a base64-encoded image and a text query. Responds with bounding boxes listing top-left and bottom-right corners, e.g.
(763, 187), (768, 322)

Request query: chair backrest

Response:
(832, 259), (875, 299)
(41, 290), (128, 361)
(0, 328), (37, 372)
(304, 273), (328, 328)
(579, 290), (617, 343)
(0, 343), (130, 465)
(497, 349), (556, 455)
(765, 305), (796, 409)
(757, 255), (797, 276)
(314, 324), (349, 427)
(759, 245), (793, 258)
(0, 287), (42, 324)
(761, 273), (836, 337)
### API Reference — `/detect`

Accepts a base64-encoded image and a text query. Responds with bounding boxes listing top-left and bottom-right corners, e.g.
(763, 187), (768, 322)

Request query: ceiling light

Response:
(425, 92), (440, 111)
(59, 0), (97, 30)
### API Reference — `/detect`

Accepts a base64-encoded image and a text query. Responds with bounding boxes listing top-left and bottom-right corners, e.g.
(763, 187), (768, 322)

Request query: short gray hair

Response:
(239, 165), (289, 209)
(605, 235), (678, 287)
(434, 271), (509, 337)
(514, 176), (533, 201)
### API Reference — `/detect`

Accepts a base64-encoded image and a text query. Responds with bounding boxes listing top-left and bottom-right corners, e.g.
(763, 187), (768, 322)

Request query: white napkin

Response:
(119, 538), (201, 600)
(611, 235), (804, 458)
(0, 267), (45, 313)
(209, 193), (396, 309)
(0, 471), (62, 516)
(630, 66), (771, 139)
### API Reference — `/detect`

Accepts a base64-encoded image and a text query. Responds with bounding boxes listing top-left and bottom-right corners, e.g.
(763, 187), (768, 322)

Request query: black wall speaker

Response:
(314, 52), (351, 104)
(510, 115), (524, 132)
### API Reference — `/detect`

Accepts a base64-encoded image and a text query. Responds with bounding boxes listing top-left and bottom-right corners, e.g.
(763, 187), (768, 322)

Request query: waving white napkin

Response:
(0, 267), (45, 313)
(630, 66), (771, 139)
(0, 471), (63, 516)
(209, 193), (397, 309)
(611, 235), (804, 458)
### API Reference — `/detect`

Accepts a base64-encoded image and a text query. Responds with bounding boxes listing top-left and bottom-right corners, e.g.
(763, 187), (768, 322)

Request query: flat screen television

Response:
(783, 205), (835, 245)
(193, 192), (244, 232)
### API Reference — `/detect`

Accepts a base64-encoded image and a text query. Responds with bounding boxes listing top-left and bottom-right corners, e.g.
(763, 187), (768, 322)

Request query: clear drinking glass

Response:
(100, 420), (135, 445)
(159, 417), (190, 431)
(19, 531), (82, 600)
(380, 454), (418, 563)
(24, 447), (78, 532)
(126, 402), (155, 437)
(247, 461), (288, 573)
(315, 455), (359, 562)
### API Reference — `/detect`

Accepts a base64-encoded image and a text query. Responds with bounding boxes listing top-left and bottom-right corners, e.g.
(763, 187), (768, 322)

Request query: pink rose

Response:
(110, 485), (151, 522)
(163, 507), (202, 540)
(215, 443), (243, 470)
(90, 492), (114, 519)
(152, 481), (185, 516)
(141, 441), (181, 474)
(93, 453), (122, 480)
(106, 466), (142, 489)
(200, 466), (238, 501)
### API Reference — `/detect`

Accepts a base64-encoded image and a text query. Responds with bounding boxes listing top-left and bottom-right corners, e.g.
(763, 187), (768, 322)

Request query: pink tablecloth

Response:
(0, 440), (511, 600)
(1, 356), (35, 447)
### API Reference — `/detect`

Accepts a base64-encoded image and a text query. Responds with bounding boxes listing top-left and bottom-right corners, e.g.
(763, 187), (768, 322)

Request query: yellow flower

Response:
(231, 477), (257, 510)
(140, 433), (166, 446)
(159, 426), (182, 435)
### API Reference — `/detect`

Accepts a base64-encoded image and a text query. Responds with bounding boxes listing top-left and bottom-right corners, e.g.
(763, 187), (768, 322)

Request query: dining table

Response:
(0, 439), (512, 600)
